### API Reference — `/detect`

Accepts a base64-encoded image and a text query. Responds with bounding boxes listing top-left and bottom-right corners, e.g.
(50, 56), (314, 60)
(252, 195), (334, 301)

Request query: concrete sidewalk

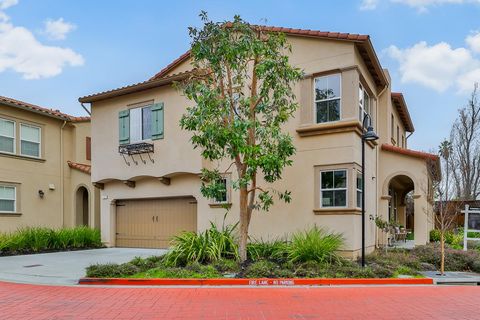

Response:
(0, 248), (166, 285)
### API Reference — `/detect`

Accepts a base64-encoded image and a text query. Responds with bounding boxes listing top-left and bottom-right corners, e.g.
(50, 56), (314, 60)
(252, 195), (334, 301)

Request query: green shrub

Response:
(0, 226), (102, 254)
(86, 263), (141, 278)
(212, 259), (239, 273)
(243, 260), (294, 278)
(164, 222), (239, 266)
(286, 226), (343, 264)
(411, 243), (480, 272)
(135, 263), (222, 279)
(430, 229), (441, 242)
(247, 239), (288, 262)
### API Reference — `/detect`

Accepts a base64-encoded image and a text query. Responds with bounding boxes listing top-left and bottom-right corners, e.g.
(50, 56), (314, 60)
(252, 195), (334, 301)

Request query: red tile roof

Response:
(0, 96), (90, 122)
(81, 24), (388, 103)
(67, 160), (91, 175)
(149, 24), (376, 82)
(391, 92), (414, 132)
(79, 70), (193, 103)
(381, 143), (438, 161)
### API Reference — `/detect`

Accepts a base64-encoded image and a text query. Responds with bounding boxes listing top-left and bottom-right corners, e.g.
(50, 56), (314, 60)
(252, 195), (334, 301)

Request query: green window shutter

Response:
(151, 102), (164, 140)
(119, 109), (130, 145)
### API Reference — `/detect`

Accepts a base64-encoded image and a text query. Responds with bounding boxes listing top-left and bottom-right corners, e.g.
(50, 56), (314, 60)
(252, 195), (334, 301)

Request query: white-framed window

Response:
(0, 185), (16, 213)
(0, 118), (15, 154)
(213, 178), (229, 204)
(356, 171), (363, 208)
(320, 169), (347, 207)
(129, 105), (152, 143)
(359, 84), (371, 122)
(314, 74), (341, 123)
(20, 124), (41, 158)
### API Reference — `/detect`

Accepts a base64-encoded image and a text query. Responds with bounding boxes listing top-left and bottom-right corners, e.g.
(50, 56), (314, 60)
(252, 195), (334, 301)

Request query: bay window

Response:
(359, 84), (371, 122)
(320, 169), (347, 207)
(356, 171), (363, 208)
(315, 74), (341, 123)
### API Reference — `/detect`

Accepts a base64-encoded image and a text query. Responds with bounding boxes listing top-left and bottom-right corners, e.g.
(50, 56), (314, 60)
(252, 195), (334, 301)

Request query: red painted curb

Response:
(78, 277), (433, 286)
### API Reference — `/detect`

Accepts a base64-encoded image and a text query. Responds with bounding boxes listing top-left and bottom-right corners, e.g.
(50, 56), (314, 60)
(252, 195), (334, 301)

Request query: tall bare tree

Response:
(429, 141), (461, 275)
(450, 84), (480, 200)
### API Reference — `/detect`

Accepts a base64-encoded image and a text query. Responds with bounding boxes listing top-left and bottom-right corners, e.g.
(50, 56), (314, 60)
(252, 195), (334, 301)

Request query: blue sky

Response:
(0, 0), (480, 152)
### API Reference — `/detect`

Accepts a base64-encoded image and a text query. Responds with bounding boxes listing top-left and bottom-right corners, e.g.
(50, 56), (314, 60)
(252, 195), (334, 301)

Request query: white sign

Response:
(462, 205), (480, 251)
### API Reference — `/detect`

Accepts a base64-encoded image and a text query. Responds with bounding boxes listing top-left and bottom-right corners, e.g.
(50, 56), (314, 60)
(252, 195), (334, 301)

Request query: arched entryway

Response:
(387, 175), (415, 242)
(75, 186), (89, 226)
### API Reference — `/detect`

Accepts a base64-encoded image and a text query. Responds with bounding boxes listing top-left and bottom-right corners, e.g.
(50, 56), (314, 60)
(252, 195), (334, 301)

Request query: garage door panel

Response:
(116, 197), (197, 249)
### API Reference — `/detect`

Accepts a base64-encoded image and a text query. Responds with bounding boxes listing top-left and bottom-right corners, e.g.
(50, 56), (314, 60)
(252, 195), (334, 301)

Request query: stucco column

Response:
(414, 194), (428, 245)
(99, 191), (115, 247)
(377, 197), (390, 247)
(398, 205), (406, 227)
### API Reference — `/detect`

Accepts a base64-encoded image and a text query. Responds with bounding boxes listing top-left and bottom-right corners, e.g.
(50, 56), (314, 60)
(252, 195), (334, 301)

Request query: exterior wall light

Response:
(38, 190), (45, 198)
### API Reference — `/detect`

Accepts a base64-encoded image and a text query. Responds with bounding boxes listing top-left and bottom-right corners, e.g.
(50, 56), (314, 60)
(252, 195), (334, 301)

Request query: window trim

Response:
(210, 175), (232, 207)
(319, 169), (348, 208)
(313, 73), (342, 124)
(0, 184), (16, 213)
(128, 104), (154, 144)
(19, 123), (41, 158)
(0, 117), (16, 155)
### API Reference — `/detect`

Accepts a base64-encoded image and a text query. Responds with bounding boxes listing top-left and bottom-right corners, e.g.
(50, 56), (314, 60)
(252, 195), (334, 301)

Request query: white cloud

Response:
(360, 0), (380, 10)
(466, 31), (480, 53)
(386, 40), (480, 93)
(0, 2), (84, 79)
(456, 68), (480, 92)
(0, 0), (18, 10)
(43, 18), (75, 40)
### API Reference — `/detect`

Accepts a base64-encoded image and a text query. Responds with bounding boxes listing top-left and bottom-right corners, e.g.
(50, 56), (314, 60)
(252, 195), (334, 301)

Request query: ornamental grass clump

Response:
(286, 226), (344, 264)
(164, 222), (239, 266)
(0, 226), (102, 255)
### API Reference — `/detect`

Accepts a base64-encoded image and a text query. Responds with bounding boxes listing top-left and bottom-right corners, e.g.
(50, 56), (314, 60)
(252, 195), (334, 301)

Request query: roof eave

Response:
(1, 102), (70, 121)
(79, 72), (191, 103)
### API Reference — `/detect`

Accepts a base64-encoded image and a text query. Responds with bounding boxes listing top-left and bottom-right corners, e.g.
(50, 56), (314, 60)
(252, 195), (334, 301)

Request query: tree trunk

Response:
(238, 187), (249, 262)
(440, 232), (445, 275)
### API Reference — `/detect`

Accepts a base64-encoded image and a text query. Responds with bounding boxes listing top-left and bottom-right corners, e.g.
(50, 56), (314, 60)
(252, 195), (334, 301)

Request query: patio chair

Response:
(394, 227), (407, 242)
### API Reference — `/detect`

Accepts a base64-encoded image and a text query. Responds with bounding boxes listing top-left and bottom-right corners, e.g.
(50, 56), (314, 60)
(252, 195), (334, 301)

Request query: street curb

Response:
(78, 277), (434, 286)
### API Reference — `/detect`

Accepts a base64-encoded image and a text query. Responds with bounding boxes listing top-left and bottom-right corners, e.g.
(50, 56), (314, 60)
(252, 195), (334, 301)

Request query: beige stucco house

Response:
(0, 96), (99, 233)
(79, 25), (439, 257)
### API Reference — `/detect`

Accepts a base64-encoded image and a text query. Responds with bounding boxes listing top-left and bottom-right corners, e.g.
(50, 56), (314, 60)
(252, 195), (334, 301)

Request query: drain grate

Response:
(23, 264), (43, 268)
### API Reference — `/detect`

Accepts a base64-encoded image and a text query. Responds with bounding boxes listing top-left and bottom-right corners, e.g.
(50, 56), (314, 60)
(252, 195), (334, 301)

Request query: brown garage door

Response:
(116, 197), (197, 248)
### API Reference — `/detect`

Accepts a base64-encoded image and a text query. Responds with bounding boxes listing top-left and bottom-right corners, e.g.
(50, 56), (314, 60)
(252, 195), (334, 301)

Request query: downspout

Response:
(80, 103), (91, 116)
(405, 131), (413, 148)
(60, 120), (67, 227)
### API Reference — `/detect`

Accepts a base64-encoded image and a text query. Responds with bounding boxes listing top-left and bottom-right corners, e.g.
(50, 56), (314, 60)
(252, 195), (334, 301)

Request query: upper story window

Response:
(0, 185), (15, 213)
(130, 105), (152, 143)
(391, 114), (395, 143)
(0, 118), (15, 154)
(119, 102), (164, 145)
(396, 125), (400, 147)
(315, 74), (341, 123)
(320, 169), (347, 207)
(359, 84), (371, 122)
(20, 124), (41, 158)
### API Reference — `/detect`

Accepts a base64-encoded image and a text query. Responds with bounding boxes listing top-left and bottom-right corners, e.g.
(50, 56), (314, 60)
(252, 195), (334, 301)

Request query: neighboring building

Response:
(0, 96), (99, 233)
(79, 25), (439, 257)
